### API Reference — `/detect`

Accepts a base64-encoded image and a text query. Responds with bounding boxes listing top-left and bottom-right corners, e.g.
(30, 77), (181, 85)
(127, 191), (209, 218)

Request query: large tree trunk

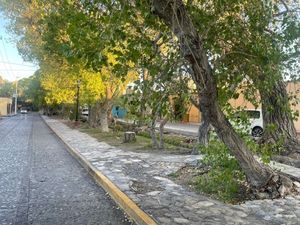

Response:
(149, 118), (159, 149)
(99, 105), (109, 132)
(198, 119), (211, 146)
(260, 80), (300, 158)
(88, 100), (111, 132)
(191, 118), (211, 155)
(190, 97), (211, 150)
(159, 117), (168, 149)
(138, 68), (148, 127)
(151, 0), (291, 190)
(89, 101), (100, 128)
(88, 105), (92, 124)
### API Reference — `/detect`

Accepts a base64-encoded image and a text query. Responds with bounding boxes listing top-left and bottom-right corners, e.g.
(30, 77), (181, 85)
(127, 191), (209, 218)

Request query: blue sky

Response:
(0, 12), (39, 81)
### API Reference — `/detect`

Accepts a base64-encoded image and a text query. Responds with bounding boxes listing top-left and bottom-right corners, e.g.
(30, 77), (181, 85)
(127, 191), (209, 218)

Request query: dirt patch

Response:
(168, 165), (209, 188)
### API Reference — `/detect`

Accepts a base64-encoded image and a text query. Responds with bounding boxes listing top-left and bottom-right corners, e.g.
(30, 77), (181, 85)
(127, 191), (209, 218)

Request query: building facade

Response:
(0, 97), (12, 116)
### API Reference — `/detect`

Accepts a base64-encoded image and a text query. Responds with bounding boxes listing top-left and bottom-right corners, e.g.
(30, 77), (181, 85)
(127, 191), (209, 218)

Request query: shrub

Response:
(196, 140), (246, 202)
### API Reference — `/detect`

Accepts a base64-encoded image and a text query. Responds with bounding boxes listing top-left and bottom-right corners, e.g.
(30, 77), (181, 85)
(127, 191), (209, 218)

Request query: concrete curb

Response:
(42, 116), (157, 225)
(0, 113), (17, 118)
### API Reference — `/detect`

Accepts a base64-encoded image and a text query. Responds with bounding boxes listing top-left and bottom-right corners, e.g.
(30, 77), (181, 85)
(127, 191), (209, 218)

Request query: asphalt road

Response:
(0, 113), (133, 225)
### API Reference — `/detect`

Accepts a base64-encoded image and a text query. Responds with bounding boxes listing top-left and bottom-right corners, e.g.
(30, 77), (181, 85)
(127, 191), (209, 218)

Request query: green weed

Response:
(196, 140), (246, 202)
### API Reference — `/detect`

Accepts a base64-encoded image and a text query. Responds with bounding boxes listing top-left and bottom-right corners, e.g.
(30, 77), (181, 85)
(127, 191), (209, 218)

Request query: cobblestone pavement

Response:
(0, 114), (133, 225)
(44, 116), (300, 225)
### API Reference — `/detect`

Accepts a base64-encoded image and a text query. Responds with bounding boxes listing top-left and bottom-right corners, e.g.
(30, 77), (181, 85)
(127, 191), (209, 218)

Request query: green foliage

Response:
(244, 134), (284, 164)
(0, 74), (45, 110)
(18, 71), (46, 110)
(173, 94), (190, 121)
(0, 77), (14, 97)
(196, 140), (245, 202)
(2, 0), (298, 122)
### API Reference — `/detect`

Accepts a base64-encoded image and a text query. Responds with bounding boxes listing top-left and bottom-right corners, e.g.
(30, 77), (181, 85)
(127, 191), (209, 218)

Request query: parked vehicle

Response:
(81, 108), (89, 121)
(247, 109), (264, 137)
(81, 108), (89, 116)
(20, 108), (28, 114)
(232, 109), (263, 138)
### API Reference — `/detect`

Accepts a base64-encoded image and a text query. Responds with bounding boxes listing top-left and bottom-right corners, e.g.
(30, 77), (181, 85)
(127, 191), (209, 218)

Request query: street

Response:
(0, 113), (133, 225)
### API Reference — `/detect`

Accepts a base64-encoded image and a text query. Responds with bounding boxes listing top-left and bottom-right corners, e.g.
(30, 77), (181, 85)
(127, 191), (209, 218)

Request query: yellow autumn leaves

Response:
(41, 48), (138, 106)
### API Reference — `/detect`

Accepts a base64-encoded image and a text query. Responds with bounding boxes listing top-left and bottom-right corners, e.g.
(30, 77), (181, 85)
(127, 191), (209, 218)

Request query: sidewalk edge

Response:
(42, 117), (157, 225)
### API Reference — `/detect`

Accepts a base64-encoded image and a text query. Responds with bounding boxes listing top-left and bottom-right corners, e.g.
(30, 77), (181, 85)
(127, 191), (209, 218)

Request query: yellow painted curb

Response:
(42, 116), (157, 225)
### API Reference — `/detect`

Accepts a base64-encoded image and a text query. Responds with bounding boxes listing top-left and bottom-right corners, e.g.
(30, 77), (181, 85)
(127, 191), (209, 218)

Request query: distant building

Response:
(0, 97), (13, 116)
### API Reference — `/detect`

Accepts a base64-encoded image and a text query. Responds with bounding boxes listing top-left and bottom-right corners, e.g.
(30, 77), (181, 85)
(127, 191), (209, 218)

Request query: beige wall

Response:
(0, 98), (12, 116)
(188, 104), (201, 123)
(228, 91), (259, 109)
(287, 82), (300, 131)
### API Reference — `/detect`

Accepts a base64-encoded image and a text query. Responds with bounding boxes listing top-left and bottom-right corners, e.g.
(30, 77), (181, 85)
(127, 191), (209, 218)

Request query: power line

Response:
(0, 69), (37, 71)
(0, 38), (15, 78)
(0, 46), (13, 78)
(0, 60), (37, 67)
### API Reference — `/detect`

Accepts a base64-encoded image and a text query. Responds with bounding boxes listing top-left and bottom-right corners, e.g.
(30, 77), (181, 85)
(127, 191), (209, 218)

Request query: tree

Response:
(39, 58), (108, 120)
(126, 63), (190, 149)
(122, 29), (191, 149)
(149, 0), (295, 193)
(87, 65), (137, 132)
(0, 0), (137, 131)
(184, 0), (300, 156)
(0, 77), (14, 97)
(22, 71), (45, 110)
(257, 4), (300, 156)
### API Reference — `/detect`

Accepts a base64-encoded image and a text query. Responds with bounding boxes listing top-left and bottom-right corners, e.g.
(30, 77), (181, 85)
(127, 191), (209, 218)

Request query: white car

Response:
(82, 108), (89, 116)
(233, 109), (264, 138)
(246, 109), (264, 137)
(20, 108), (28, 114)
(81, 108), (89, 121)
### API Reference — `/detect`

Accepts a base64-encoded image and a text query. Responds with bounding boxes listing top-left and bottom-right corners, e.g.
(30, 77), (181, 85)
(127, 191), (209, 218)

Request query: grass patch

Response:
(66, 122), (192, 154)
(195, 140), (248, 203)
(79, 126), (152, 151)
(169, 140), (250, 204)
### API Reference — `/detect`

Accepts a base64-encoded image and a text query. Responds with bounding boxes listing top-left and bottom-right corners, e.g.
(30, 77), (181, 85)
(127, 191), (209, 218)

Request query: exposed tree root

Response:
(252, 173), (300, 199)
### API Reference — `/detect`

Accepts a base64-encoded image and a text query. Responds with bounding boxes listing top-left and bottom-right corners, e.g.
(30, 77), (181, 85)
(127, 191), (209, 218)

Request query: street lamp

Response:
(75, 79), (81, 122)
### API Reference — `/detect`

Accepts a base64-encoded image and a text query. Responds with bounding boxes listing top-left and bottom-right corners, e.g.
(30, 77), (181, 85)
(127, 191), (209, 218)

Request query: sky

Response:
(0, 12), (39, 82)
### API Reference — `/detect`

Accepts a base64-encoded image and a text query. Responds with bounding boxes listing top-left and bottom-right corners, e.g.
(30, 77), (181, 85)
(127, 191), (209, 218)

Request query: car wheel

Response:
(252, 126), (263, 138)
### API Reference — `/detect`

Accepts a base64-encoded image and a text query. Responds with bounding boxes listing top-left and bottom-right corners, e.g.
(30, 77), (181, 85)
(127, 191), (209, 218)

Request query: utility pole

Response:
(14, 78), (18, 115)
(75, 79), (80, 122)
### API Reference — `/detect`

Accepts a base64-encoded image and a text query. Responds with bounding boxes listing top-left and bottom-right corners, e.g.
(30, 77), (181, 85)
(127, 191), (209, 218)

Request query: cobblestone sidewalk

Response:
(44, 117), (300, 225)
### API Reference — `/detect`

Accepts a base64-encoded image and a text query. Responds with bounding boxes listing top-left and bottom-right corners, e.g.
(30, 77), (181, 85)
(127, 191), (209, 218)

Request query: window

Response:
(246, 110), (260, 119)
